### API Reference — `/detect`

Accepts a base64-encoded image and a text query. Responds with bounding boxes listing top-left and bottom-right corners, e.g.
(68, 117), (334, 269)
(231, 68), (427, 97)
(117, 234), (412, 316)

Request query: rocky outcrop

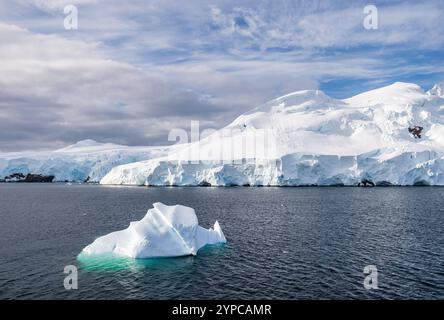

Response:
(3, 173), (55, 182)
(4, 173), (26, 182)
(24, 174), (55, 182)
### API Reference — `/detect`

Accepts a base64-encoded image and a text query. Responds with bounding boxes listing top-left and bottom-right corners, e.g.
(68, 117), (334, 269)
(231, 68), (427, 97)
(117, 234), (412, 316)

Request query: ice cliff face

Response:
(101, 82), (444, 186)
(99, 148), (444, 186)
(0, 140), (171, 182)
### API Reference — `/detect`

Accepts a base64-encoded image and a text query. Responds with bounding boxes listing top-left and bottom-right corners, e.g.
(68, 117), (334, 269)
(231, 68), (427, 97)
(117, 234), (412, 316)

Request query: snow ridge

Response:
(101, 82), (444, 186)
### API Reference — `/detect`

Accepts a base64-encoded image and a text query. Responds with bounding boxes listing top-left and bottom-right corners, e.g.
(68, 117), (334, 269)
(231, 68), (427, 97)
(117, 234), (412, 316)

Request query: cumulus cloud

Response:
(0, 23), (226, 150)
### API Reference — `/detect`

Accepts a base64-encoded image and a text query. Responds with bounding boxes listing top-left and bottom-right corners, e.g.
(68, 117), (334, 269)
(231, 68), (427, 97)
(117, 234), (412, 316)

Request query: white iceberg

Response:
(80, 202), (226, 258)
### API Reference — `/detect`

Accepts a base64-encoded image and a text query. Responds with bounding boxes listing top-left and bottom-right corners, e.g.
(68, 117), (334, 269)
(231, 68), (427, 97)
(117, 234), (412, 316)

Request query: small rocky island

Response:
(1, 173), (55, 183)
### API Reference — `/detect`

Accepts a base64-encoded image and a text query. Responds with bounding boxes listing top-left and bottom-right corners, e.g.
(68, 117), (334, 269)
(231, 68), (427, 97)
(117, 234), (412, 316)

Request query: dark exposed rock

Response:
(5, 173), (26, 181)
(408, 126), (423, 139)
(3, 172), (54, 183)
(24, 174), (55, 182)
(358, 179), (375, 187)
(198, 181), (212, 187)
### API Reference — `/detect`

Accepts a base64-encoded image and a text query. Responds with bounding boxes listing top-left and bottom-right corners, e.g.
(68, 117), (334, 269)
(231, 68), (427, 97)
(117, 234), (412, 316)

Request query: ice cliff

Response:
(0, 140), (171, 182)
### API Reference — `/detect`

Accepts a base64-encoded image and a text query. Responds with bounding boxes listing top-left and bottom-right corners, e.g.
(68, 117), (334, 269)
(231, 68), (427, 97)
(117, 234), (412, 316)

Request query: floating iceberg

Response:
(80, 203), (226, 258)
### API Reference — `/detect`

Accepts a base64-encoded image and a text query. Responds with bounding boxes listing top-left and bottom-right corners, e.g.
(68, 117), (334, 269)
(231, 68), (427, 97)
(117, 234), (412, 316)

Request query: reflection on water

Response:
(77, 253), (196, 272)
(77, 244), (227, 272)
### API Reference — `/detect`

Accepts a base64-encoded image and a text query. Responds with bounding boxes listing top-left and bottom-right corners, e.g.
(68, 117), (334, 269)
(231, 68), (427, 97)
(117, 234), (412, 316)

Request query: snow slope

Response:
(101, 82), (444, 186)
(80, 202), (226, 258)
(0, 140), (172, 182)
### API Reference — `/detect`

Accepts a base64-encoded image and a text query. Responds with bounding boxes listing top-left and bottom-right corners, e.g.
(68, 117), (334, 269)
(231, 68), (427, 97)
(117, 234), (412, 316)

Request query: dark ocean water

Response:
(0, 184), (442, 299)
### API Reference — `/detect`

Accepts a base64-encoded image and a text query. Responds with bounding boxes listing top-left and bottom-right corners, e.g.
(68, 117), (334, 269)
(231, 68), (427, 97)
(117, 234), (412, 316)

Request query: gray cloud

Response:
(0, 1), (444, 151)
(0, 22), (228, 150)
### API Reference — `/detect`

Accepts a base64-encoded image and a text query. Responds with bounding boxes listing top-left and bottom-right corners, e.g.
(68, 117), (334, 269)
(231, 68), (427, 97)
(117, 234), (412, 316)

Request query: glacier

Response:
(2, 81), (444, 186)
(99, 148), (444, 186)
(80, 202), (226, 258)
(101, 82), (444, 186)
(0, 139), (172, 182)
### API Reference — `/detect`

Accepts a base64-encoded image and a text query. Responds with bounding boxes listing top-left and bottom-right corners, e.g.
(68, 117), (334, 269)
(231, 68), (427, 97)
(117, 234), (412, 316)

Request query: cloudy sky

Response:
(1, 0), (444, 151)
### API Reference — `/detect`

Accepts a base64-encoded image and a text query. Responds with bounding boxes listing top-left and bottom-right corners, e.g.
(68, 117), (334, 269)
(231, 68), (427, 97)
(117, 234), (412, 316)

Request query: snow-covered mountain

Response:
(0, 140), (171, 182)
(101, 82), (444, 186)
